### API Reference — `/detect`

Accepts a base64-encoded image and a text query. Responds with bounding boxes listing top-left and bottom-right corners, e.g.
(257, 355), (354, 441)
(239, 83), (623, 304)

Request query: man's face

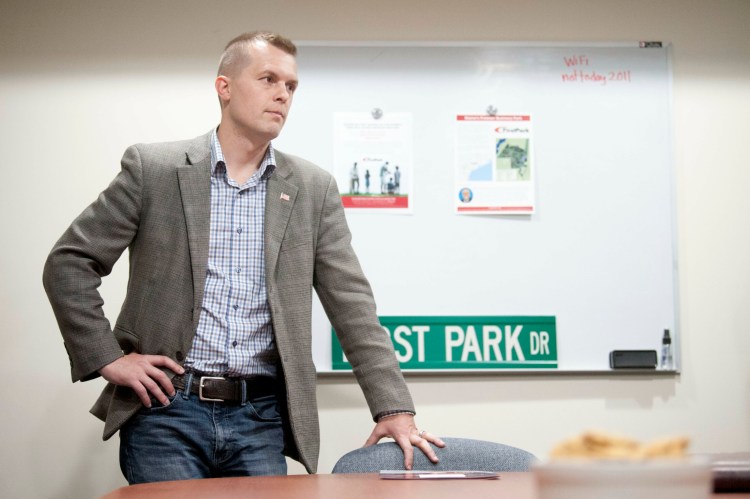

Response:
(220, 42), (298, 144)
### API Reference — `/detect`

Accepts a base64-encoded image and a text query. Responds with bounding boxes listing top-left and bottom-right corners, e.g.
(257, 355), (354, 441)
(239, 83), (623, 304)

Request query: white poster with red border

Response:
(454, 114), (535, 215)
(333, 112), (413, 213)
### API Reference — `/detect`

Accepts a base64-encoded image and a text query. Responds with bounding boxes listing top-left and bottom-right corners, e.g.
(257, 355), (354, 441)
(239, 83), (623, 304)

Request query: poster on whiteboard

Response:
(454, 114), (535, 214)
(333, 111), (413, 213)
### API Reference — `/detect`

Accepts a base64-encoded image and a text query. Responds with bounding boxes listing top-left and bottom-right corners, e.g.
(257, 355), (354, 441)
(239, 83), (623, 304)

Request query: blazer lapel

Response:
(265, 152), (299, 277)
(178, 133), (212, 324)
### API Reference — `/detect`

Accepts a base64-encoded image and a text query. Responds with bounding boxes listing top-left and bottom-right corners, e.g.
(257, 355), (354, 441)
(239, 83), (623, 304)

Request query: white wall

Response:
(1, 1), (748, 497)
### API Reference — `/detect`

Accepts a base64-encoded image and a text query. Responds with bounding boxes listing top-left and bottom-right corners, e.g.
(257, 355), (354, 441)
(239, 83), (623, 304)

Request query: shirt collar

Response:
(210, 127), (276, 179)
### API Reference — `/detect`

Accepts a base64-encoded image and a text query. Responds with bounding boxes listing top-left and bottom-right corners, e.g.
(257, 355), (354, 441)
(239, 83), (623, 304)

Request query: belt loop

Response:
(240, 379), (248, 406)
(181, 371), (193, 400)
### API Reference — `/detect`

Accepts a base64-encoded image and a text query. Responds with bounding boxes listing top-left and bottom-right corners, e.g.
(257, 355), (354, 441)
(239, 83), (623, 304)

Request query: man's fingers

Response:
(363, 433), (380, 447)
(418, 431), (446, 449)
(144, 362), (176, 398)
(365, 417), (446, 470)
(99, 353), (183, 407)
(411, 433), (440, 463)
(140, 373), (170, 407)
(147, 354), (185, 375)
(395, 435), (416, 470)
(364, 425), (395, 447)
(130, 381), (153, 408)
(431, 434), (446, 448)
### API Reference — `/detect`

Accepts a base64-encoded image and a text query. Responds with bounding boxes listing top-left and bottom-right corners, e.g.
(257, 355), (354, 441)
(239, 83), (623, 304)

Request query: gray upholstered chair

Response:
(332, 437), (536, 473)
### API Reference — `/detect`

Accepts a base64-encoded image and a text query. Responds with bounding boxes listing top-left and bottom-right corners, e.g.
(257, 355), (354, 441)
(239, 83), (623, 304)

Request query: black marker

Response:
(660, 329), (674, 370)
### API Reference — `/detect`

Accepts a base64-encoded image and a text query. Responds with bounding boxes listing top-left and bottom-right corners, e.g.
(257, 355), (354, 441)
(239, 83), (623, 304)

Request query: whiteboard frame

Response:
(281, 41), (679, 375)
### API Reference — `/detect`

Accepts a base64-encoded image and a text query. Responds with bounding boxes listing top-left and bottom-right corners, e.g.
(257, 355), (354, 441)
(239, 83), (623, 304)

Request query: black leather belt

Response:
(172, 373), (279, 403)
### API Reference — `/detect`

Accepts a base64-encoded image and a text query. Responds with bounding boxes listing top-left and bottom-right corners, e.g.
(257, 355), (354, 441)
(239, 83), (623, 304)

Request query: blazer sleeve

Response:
(43, 145), (144, 382)
(312, 175), (415, 418)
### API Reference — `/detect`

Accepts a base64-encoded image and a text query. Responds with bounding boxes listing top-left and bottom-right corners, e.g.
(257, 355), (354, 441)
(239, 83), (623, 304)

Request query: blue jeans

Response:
(119, 382), (287, 484)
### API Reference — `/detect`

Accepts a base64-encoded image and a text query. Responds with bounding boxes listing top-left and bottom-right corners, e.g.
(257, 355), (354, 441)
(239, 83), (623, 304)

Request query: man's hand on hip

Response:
(98, 353), (185, 408)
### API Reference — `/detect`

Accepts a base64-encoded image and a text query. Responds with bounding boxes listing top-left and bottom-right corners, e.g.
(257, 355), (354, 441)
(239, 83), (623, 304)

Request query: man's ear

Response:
(215, 75), (230, 104)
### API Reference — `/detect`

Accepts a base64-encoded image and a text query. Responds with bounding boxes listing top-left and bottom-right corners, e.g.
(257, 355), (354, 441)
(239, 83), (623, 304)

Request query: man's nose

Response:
(275, 83), (290, 102)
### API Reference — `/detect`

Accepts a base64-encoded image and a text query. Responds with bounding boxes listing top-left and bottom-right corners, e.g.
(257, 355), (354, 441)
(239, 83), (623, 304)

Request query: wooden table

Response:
(101, 472), (750, 498)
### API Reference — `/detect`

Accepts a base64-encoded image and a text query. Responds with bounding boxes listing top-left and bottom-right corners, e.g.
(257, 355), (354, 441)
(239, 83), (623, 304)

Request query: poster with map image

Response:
(455, 115), (534, 214)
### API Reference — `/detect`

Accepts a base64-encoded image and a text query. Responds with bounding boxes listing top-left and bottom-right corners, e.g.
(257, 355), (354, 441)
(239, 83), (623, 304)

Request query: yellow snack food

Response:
(550, 431), (689, 460)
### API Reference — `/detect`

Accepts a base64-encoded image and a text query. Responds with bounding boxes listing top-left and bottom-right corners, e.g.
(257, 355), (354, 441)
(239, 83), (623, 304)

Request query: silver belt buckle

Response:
(198, 376), (226, 402)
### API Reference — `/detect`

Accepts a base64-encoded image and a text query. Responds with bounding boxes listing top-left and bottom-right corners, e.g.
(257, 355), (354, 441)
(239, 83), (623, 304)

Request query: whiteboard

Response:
(273, 42), (677, 373)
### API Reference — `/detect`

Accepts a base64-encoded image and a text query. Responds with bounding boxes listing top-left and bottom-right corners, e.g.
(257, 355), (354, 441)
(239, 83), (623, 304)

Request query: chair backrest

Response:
(332, 437), (537, 473)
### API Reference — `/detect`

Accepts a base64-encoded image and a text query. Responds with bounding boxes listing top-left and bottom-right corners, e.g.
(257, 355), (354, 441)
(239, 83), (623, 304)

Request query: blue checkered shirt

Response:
(184, 130), (279, 378)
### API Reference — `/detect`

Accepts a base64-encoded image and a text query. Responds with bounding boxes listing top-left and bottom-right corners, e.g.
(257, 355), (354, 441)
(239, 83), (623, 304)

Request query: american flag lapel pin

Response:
(280, 192), (290, 201)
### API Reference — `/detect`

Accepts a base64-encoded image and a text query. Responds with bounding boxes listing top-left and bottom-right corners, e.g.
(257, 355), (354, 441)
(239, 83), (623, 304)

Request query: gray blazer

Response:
(43, 131), (414, 473)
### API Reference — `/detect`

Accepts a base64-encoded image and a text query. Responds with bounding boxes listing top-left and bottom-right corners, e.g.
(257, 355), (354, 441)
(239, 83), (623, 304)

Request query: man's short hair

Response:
(218, 31), (297, 77)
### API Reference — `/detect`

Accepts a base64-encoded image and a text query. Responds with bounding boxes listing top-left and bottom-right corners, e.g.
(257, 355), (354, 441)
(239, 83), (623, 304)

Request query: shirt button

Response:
(233, 304), (239, 310)
(237, 227), (243, 234)
(232, 341), (238, 347)
(236, 267), (241, 273)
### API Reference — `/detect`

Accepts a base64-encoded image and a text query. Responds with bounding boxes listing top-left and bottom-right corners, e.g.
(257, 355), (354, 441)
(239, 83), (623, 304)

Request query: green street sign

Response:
(332, 316), (557, 370)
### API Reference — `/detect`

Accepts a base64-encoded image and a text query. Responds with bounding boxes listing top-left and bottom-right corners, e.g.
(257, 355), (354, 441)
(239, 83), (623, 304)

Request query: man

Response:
(379, 161), (389, 194)
(349, 161), (360, 194)
(43, 31), (443, 484)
